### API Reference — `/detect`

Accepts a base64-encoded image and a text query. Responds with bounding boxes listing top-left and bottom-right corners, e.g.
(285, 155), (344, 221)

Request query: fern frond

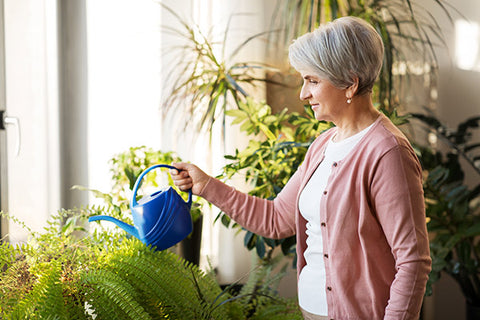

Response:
(97, 240), (240, 319)
(0, 259), (33, 317)
(83, 268), (151, 320)
(8, 260), (67, 319)
(0, 240), (16, 269)
(251, 299), (303, 320)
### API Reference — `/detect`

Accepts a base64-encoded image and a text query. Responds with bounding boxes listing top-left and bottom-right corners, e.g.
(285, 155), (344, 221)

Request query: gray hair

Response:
(288, 16), (384, 96)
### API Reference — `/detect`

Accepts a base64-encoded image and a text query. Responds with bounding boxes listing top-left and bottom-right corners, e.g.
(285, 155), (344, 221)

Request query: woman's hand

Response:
(170, 162), (210, 196)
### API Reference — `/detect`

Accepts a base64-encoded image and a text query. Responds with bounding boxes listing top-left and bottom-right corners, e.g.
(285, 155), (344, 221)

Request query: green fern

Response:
(83, 269), (152, 320)
(8, 260), (67, 319)
(0, 239), (16, 269)
(0, 201), (297, 319)
(89, 238), (238, 319)
(251, 300), (303, 320)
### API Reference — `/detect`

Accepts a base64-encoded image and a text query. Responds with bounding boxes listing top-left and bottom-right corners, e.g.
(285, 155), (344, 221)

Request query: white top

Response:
(298, 123), (374, 315)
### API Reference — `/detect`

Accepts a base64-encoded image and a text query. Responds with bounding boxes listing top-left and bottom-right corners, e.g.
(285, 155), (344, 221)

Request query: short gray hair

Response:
(288, 16), (384, 96)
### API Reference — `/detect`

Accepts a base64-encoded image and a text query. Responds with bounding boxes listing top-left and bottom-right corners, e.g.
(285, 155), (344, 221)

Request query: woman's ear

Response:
(346, 77), (359, 100)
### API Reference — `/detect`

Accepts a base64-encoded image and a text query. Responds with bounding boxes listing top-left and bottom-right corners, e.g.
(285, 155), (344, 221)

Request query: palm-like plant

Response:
(160, 4), (273, 134)
(411, 113), (480, 312)
(268, 0), (457, 112)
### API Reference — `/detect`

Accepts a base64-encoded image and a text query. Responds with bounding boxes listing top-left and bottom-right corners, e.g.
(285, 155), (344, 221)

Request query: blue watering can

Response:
(88, 164), (193, 250)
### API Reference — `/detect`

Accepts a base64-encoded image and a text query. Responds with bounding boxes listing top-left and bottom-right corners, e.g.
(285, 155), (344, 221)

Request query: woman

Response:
(171, 17), (431, 320)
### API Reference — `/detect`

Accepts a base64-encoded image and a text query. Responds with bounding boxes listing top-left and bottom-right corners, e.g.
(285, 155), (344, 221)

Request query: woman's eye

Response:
(309, 80), (318, 84)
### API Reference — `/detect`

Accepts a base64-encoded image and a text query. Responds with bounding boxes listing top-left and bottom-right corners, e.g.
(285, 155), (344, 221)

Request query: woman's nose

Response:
(299, 84), (311, 101)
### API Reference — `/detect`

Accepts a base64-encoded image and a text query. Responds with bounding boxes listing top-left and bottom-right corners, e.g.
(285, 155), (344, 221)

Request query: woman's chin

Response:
(313, 112), (327, 122)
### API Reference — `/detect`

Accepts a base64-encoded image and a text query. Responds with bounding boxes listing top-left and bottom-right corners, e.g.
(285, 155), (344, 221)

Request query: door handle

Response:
(1, 111), (21, 157)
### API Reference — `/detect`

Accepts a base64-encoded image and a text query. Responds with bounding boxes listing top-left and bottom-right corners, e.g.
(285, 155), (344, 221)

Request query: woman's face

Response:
(299, 71), (347, 123)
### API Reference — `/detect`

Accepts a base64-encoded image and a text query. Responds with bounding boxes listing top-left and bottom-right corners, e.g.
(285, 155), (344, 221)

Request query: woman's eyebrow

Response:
(303, 74), (321, 80)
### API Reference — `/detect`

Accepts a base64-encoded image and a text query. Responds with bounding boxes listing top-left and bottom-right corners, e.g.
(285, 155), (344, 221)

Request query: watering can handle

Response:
(130, 164), (192, 209)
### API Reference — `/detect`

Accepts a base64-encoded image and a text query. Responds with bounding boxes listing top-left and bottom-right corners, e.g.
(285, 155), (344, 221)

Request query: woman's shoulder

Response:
(364, 113), (417, 158)
(366, 113), (410, 149)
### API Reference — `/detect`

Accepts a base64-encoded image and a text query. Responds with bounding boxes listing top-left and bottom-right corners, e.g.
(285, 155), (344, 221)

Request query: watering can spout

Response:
(88, 215), (140, 239)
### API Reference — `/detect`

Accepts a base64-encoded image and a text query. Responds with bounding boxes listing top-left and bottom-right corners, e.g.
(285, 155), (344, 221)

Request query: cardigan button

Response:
(323, 190), (327, 195)
(327, 286), (332, 291)
(321, 222), (326, 227)
(324, 254), (329, 258)
(332, 162), (338, 167)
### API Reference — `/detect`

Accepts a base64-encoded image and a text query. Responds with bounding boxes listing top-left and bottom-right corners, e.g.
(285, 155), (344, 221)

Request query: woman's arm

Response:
(171, 162), (300, 239)
(370, 146), (432, 320)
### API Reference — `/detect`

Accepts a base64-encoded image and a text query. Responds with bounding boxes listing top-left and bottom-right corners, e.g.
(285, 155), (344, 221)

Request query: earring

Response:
(346, 98), (352, 104)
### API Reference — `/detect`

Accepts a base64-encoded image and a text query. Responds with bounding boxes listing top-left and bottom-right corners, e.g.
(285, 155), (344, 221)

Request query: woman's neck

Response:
(333, 95), (380, 142)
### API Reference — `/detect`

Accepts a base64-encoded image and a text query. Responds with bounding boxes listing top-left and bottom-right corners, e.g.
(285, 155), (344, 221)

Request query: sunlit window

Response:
(455, 19), (480, 71)
(86, 0), (162, 193)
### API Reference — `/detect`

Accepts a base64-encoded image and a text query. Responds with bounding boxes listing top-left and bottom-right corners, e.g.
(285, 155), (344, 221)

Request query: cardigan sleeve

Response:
(198, 167), (303, 239)
(370, 144), (431, 320)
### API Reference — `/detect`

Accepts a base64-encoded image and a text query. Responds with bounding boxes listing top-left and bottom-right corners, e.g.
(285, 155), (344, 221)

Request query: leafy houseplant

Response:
(219, 97), (332, 262)
(160, 4), (273, 134)
(411, 113), (480, 316)
(268, 0), (455, 113)
(89, 146), (205, 265)
(0, 208), (303, 319)
(0, 210), (240, 319)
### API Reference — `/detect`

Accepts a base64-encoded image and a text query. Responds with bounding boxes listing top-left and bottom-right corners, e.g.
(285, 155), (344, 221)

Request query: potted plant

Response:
(0, 210), (244, 319)
(82, 146), (206, 266)
(411, 113), (480, 319)
(160, 4), (275, 135)
(218, 98), (330, 263)
(0, 208), (304, 319)
(267, 0), (455, 114)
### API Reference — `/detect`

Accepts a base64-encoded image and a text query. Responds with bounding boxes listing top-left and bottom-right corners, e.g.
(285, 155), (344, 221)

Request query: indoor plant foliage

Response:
(0, 144), (303, 319)
(0, 209), (302, 319)
(411, 114), (480, 310)
(268, 0), (455, 113)
(78, 146), (203, 229)
(0, 210), (239, 319)
(158, 0), (453, 259)
(77, 146), (205, 265)
(160, 4), (273, 134)
(219, 97), (332, 261)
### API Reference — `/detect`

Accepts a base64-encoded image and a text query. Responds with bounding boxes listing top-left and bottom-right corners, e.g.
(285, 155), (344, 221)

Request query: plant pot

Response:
(466, 301), (480, 320)
(179, 216), (203, 266)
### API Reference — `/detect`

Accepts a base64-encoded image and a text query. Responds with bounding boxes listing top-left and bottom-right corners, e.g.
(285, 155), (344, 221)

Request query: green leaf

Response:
(221, 213), (231, 228)
(464, 223), (480, 238)
(244, 231), (255, 250)
(256, 237), (266, 258)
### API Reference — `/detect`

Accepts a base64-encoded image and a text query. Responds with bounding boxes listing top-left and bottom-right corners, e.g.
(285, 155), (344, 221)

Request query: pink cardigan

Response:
(200, 114), (431, 320)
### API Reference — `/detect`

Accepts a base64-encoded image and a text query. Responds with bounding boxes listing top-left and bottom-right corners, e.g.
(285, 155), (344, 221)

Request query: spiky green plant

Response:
(268, 0), (457, 112)
(0, 200), (303, 319)
(218, 98), (331, 261)
(160, 3), (275, 134)
(410, 113), (480, 306)
(0, 209), (247, 320)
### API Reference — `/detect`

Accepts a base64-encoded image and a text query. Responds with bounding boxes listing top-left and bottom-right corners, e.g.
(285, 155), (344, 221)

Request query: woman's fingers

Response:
(170, 162), (210, 195)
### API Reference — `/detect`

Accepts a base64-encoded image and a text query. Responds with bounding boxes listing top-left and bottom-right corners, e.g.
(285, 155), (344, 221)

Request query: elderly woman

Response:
(171, 17), (431, 320)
